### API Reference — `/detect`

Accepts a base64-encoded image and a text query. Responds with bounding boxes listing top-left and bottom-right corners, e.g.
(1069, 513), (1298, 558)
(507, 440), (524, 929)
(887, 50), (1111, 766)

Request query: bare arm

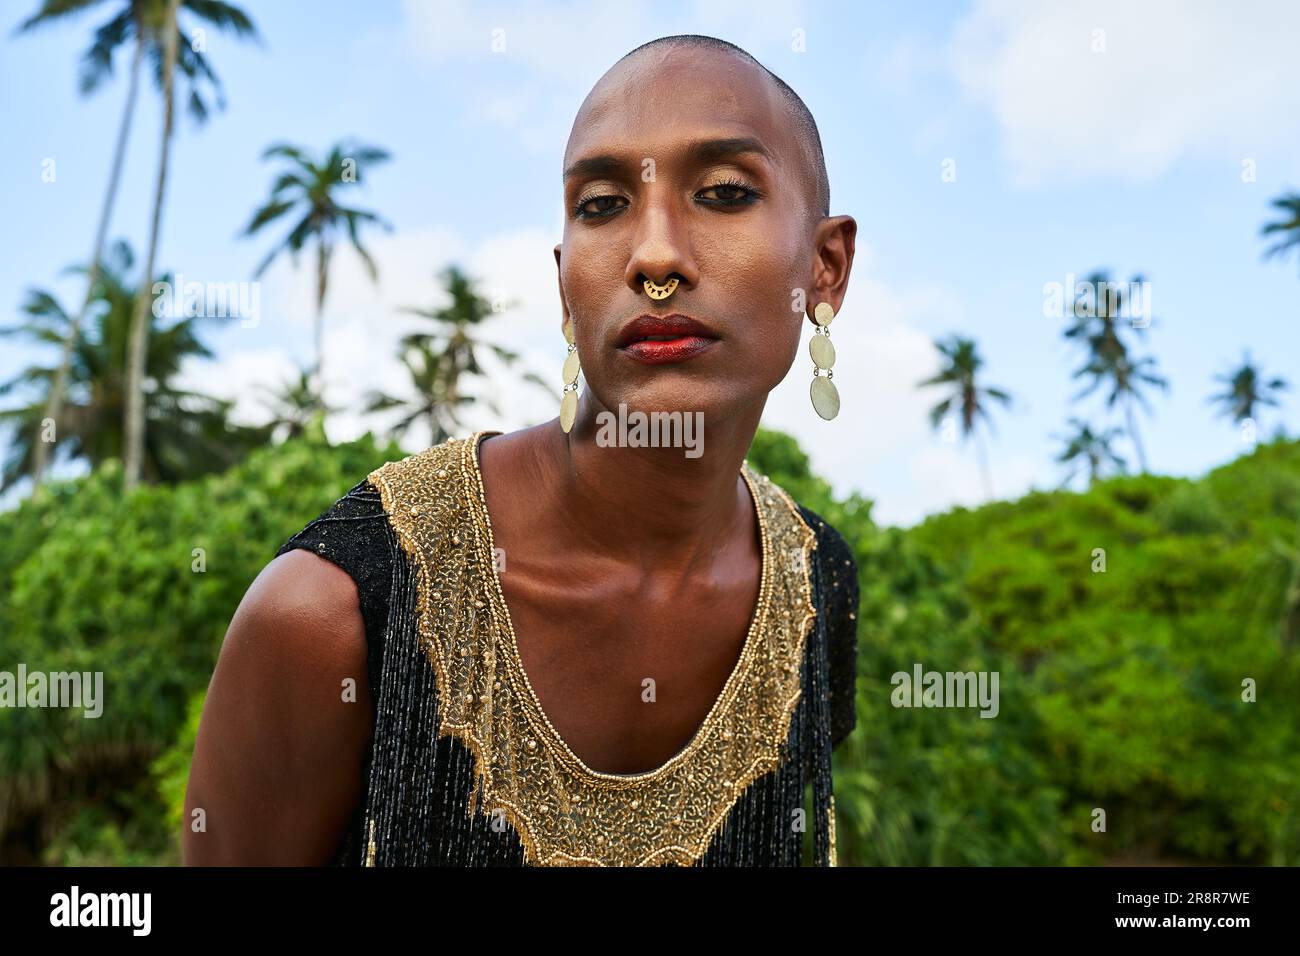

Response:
(182, 549), (373, 865)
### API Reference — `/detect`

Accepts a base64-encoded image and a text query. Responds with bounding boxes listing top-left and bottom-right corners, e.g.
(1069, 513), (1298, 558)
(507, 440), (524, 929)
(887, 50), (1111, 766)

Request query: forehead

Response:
(565, 46), (794, 174)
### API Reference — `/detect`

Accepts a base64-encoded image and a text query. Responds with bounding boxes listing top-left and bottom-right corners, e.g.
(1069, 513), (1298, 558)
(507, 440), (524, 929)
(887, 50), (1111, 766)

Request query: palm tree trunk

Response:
(975, 428), (994, 500)
(124, 0), (181, 490)
(314, 239), (327, 394)
(32, 38), (144, 495)
(1125, 396), (1149, 473)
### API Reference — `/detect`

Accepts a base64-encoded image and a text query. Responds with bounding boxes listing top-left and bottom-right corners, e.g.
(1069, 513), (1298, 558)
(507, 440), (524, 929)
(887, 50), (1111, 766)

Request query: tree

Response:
(1063, 270), (1151, 364)
(1064, 270), (1167, 473)
(0, 240), (271, 490)
(123, 0), (180, 489)
(15, 0), (259, 493)
(363, 344), (468, 447)
(1208, 351), (1289, 433)
(242, 139), (393, 396)
(1072, 350), (1167, 474)
(256, 367), (336, 444)
(368, 264), (550, 445)
(1052, 418), (1127, 489)
(1261, 192), (1300, 274)
(917, 335), (1013, 499)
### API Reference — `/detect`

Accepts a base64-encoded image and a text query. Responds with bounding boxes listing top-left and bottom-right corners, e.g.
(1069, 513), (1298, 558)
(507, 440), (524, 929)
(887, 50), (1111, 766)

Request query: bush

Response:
(0, 428), (402, 862)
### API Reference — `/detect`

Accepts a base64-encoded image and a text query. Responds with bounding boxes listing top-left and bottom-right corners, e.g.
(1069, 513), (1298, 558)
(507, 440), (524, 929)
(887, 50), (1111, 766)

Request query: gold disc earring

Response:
(644, 277), (679, 300)
(810, 301), (840, 420)
(560, 318), (580, 433)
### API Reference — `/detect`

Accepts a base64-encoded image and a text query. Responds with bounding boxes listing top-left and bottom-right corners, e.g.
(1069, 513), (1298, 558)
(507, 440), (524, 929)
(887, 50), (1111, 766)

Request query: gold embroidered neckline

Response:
(466, 428), (774, 784)
(367, 430), (819, 866)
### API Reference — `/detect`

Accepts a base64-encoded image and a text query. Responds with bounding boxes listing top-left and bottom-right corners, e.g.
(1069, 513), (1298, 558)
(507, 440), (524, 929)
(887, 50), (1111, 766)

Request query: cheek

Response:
(708, 234), (806, 381)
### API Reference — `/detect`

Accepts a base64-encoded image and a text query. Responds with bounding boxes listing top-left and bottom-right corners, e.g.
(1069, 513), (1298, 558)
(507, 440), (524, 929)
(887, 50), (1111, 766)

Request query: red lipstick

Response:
(617, 313), (719, 365)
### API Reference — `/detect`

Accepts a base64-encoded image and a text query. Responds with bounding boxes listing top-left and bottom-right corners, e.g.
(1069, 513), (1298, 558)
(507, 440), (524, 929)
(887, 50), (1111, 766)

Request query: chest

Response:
(500, 558), (762, 775)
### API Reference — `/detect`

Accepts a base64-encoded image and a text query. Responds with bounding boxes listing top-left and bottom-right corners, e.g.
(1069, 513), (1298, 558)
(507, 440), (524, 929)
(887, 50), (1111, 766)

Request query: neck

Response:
(532, 392), (765, 572)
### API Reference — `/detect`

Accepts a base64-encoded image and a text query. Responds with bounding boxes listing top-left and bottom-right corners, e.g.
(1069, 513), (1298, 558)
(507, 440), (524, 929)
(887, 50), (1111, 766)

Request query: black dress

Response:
(276, 431), (859, 866)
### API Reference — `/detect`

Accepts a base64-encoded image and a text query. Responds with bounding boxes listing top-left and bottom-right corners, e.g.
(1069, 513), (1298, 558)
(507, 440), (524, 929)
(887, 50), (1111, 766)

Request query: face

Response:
(556, 46), (854, 428)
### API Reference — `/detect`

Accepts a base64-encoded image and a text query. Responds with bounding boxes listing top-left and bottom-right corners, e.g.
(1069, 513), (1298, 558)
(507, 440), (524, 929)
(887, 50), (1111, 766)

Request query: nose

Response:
(624, 186), (698, 298)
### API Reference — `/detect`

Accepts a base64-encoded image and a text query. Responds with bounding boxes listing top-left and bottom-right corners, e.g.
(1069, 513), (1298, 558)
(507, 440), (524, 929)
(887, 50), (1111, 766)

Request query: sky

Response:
(2, 0), (1299, 526)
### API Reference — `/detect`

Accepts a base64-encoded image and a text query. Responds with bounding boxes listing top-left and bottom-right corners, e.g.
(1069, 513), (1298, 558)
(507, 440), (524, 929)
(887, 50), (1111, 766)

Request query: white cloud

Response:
(897, 445), (1041, 526)
(948, 0), (1300, 185)
(176, 348), (301, 427)
(244, 224), (562, 451)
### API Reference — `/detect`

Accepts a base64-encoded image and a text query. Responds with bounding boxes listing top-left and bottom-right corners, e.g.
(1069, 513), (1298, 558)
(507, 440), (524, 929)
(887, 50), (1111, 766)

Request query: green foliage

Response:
(909, 434), (1300, 864)
(4, 424), (1298, 866)
(750, 424), (1064, 864)
(152, 689), (205, 847)
(0, 427), (401, 861)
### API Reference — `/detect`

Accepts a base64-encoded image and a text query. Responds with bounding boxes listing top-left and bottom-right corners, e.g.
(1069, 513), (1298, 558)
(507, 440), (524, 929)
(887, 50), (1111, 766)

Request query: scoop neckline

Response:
(464, 428), (774, 784)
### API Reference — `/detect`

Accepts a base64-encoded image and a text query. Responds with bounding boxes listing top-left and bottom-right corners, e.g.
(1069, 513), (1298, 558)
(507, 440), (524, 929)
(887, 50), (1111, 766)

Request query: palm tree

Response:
(257, 367), (336, 443)
(364, 344), (471, 447)
(1052, 418), (1127, 489)
(1063, 270), (1151, 359)
(242, 139), (394, 394)
(1071, 348), (1167, 474)
(16, 0), (259, 493)
(917, 335), (1013, 499)
(1063, 269), (1167, 473)
(1261, 192), (1300, 273)
(1208, 351), (1289, 432)
(123, 0), (180, 490)
(17, 0), (259, 121)
(0, 240), (271, 491)
(370, 264), (551, 444)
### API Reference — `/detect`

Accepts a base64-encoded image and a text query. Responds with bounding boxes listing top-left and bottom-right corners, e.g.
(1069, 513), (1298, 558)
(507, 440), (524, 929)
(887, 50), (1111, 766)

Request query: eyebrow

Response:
(563, 136), (774, 183)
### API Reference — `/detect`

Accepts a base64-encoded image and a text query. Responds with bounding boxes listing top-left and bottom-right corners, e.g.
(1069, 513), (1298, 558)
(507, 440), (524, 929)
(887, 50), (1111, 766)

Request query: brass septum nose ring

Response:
(643, 277), (679, 300)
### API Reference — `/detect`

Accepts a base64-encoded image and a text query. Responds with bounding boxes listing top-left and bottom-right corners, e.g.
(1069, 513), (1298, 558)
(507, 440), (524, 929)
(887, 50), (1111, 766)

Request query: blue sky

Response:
(3, 0), (1299, 525)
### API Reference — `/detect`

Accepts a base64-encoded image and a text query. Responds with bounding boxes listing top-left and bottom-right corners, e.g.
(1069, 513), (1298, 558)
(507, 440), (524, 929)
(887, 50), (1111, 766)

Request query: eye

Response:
(697, 176), (762, 207)
(572, 192), (627, 220)
(571, 177), (763, 221)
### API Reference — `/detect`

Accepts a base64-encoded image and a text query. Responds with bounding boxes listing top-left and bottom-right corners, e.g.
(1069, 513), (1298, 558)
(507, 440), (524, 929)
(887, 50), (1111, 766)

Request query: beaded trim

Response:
(367, 431), (818, 866)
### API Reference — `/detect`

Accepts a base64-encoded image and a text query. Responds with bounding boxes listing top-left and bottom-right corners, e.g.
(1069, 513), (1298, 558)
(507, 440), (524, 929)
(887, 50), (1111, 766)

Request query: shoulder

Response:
(797, 505), (854, 560)
(365, 432), (480, 509)
(740, 463), (857, 573)
(231, 548), (365, 667)
(186, 544), (371, 863)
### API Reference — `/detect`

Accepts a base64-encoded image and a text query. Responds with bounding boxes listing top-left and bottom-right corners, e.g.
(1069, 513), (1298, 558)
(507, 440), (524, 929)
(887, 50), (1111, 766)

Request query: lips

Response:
(617, 313), (719, 365)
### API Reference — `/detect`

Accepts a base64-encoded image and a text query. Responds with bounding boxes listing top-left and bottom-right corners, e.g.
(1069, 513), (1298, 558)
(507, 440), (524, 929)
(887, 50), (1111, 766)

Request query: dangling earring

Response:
(809, 301), (839, 420)
(560, 318), (580, 433)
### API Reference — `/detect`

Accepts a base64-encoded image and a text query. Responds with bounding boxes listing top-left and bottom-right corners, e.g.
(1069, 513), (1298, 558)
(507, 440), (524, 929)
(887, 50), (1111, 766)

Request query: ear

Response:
(554, 243), (570, 337)
(807, 215), (857, 324)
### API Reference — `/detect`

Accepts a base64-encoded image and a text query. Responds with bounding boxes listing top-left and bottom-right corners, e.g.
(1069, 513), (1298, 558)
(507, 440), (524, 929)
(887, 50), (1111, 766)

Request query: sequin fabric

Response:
(276, 431), (860, 867)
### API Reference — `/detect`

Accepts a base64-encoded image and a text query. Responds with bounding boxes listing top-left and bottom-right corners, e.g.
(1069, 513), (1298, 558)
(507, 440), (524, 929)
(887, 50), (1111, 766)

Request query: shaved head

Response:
(594, 34), (831, 222)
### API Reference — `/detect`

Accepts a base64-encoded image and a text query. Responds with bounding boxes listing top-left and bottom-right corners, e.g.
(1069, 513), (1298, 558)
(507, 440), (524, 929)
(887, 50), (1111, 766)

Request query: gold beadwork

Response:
(366, 430), (820, 867)
(828, 794), (837, 867)
(643, 277), (679, 300)
(365, 818), (376, 867)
